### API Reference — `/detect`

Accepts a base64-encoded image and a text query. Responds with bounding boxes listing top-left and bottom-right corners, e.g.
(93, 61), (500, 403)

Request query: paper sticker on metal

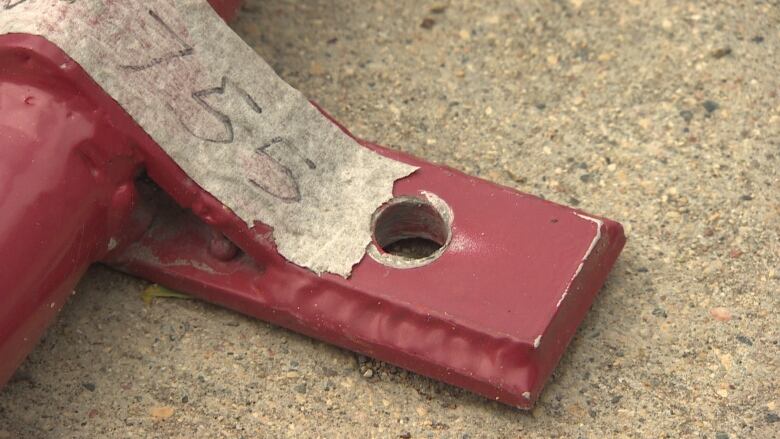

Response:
(0, 0), (415, 277)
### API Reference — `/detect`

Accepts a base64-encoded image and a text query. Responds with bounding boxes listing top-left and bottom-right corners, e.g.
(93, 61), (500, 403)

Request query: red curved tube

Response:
(0, 41), (144, 385)
(0, 0), (244, 389)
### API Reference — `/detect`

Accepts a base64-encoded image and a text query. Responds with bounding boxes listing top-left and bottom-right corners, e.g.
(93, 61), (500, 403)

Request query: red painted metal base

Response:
(0, 2), (624, 409)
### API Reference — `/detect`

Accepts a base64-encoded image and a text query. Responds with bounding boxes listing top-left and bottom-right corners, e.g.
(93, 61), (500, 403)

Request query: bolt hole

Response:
(382, 237), (442, 259)
(370, 195), (452, 266)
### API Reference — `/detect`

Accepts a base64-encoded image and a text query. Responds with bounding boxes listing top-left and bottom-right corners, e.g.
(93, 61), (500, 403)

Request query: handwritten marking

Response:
(247, 136), (319, 202)
(178, 76), (261, 143)
(118, 9), (193, 72)
(259, 137), (317, 171)
(249, 169), (301, 203)
(3, 0), (28, 10)
(174, 77), (314, 202)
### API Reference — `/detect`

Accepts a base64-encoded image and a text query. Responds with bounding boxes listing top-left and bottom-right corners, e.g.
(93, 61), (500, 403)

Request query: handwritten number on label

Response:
(183, 76), (262, 143)
(3, 0), (28, 10)
(2, 3), (316, 204)
(101, 7), (313, 203)
(178, 77), (313, 202)
(259, 137), (317, 171)
(246, 137), (318, 202)
(247, 150), (302, 204)
(3, 0), (77, 13)
(119, 9), (193, 72)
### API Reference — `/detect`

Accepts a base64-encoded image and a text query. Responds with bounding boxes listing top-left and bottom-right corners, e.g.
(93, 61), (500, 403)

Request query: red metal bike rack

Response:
(0, 0), (624, 408)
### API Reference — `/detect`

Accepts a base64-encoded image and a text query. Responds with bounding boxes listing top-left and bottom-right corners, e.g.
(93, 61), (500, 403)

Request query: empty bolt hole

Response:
(372, 196), (450, 260)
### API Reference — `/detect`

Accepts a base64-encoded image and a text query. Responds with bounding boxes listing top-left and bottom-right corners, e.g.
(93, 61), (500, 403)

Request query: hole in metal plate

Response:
(368, 192), (452, 268)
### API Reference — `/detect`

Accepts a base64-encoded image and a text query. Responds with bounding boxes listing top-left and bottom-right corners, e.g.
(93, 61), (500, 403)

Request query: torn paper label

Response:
(0, 0), (415, 276)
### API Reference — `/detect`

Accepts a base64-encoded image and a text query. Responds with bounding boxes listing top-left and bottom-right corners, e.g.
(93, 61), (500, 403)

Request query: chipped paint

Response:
(533, 335), (542, 349)
(556, 212), (604, 308)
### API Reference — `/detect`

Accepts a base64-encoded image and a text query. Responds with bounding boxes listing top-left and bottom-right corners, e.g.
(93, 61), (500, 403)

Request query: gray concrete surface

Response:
(1, 0), (779, 437)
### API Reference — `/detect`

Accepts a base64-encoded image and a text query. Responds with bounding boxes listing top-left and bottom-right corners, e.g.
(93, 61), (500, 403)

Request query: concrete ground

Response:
(1, 0), (779, 437)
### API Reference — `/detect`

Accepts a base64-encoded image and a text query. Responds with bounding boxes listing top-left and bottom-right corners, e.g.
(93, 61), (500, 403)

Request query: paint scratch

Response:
(556, 212), (603, 308)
